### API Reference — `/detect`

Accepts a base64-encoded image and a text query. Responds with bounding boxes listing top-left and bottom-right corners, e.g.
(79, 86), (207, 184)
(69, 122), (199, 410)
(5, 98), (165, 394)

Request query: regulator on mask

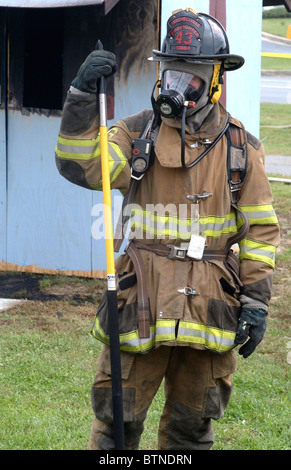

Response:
(155, 70), (205, 118)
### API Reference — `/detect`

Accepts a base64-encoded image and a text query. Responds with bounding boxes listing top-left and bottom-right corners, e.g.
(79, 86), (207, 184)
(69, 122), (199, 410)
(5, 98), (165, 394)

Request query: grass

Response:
(260, 103), (291, 155)
(0, 301), (102, 450)
(0, 181), (290, 450)
(212, 180), (291, 450)
(262, 17), (291, 38)
(261, 56), (291, 71)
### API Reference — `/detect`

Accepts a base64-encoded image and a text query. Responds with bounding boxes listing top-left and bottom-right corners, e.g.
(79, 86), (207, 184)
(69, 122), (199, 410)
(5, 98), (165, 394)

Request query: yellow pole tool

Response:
(96, 40), (125, 450)
(99, 125), (115, 277)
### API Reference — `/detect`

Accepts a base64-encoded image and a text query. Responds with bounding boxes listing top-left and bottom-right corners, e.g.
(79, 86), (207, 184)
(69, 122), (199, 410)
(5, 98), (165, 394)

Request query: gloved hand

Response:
(71, 50), (117, 94)
(235, 307), (267, 358)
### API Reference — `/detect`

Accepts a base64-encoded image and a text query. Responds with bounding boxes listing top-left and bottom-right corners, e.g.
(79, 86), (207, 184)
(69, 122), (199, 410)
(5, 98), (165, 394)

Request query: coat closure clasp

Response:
(177, 286), (200, 298)
(187, 189), (213, 203)
(191, 139), (213, 149)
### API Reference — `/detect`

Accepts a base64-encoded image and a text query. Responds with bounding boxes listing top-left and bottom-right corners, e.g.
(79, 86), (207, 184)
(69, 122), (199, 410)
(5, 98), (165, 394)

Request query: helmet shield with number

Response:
(150, 7), (244, 71)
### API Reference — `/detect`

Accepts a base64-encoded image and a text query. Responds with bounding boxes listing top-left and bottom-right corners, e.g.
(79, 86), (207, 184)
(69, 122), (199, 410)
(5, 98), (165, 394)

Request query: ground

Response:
(0, 272), (106, 304)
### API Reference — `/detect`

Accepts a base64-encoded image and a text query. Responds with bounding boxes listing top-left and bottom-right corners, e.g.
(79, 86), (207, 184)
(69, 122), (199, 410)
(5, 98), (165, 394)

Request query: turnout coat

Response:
(55, 91), (280, 356)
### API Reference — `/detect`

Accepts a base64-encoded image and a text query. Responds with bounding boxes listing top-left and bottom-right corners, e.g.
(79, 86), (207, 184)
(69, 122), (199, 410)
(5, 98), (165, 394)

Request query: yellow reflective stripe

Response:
(239, 238), (276, 268)
(238, 204), (278, 225)
(131, 205), (278, 241)
(200, 212), (237, 237)
(131, 208), (238, 240)
(108, 142), (128, 183)
(56, 134), (127, 188)
(177, 321), (236, 353)
(56, 135), (101, 160)
(91, 316), (155, 353)
(131, 208), (192, 240)
(156, 320), (176, 342)
(131, 219), (191, 240)
(91, 316), (236, 353)
(91, 317), (176, 354)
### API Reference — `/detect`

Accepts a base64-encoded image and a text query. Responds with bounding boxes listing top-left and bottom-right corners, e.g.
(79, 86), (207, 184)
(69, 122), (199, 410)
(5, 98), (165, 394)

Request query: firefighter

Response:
(55, 8), (280, 450)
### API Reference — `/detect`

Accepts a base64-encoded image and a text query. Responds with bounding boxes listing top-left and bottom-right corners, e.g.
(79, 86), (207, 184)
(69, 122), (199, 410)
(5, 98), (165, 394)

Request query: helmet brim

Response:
(150, 50), (245, 71)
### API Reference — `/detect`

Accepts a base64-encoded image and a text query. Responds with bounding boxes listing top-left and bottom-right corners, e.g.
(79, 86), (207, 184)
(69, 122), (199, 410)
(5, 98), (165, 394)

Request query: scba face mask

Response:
(155, 70), (205, 118)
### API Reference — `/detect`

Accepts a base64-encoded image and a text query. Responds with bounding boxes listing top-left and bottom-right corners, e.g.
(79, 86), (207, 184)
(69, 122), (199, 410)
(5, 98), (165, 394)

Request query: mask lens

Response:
(163, 71), (203, 95)
(163, 70), (195, 95)
(186, 79), (205, 102)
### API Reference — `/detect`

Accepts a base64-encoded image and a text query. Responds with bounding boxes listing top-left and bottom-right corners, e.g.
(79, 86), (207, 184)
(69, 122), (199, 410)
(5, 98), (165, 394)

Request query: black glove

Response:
(71, 50), (117, 94)
(235, 307), (267, 358)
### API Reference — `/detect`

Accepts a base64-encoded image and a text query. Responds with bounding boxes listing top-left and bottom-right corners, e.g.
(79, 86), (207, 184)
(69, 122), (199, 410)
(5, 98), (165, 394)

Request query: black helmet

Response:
(151, 7), (244, 71)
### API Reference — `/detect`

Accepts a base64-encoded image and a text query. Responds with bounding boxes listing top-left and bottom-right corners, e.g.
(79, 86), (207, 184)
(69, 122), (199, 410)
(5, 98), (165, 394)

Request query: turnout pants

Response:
(88, 345), (236, 450)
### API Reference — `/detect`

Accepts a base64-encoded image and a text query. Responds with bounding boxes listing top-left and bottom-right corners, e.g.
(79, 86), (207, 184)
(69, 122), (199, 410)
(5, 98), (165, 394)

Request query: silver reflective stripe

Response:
(91, 316), (236, 353)
(239, 238), (276, 267)
(108, 142), (128, 183)
(131, 209), (238, 240)
(56, 134), (127, 186)
(238, 204), (278, 225)
(57, 142), (98, 156)
(91, 318), (176, 354)
(177, 321), (236, 353)
(119, 331), (156, 353)
(155, 322), (176, 341)
(200, 215), (237, 237)
(131, 211), (191, 240)
(240, 245), (275, 260)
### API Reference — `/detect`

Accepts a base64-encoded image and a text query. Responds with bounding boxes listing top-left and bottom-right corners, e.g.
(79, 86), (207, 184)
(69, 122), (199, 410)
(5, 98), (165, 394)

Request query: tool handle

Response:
(96, 37), (125, 449)
(95, 40), (106, 95)
(95, 39), (103, 51)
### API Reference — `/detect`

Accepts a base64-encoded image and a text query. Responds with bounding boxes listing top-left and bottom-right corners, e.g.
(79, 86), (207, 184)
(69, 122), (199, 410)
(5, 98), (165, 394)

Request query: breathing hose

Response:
(181, 106), (230, 169)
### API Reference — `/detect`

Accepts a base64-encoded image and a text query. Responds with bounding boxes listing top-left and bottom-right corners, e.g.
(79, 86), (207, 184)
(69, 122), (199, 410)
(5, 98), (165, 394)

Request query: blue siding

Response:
(1, 0), (262, 275)
(6, 111), (96, 273)
(0, 110), (7, 263)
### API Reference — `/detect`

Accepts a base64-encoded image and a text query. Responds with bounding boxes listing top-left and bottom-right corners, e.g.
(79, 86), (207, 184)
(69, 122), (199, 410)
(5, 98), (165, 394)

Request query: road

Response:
(261, 74), (291, 104)
(261, 38), (291, 55)
(265, 155), (291, 176)
(261, 37), (291, 104)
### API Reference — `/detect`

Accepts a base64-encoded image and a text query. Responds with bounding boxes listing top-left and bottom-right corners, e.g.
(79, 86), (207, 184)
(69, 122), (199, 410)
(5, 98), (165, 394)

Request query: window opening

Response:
(23, 8), (64, 110)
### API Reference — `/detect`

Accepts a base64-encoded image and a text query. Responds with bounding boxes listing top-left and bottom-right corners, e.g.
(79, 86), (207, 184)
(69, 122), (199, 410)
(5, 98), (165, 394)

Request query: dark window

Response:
(23, 8), (64, 110)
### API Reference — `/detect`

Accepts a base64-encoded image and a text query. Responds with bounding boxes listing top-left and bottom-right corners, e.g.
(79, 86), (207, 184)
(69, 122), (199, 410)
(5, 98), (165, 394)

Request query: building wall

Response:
(0, 0), (263, 275)
(0, 0), (158, 276)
